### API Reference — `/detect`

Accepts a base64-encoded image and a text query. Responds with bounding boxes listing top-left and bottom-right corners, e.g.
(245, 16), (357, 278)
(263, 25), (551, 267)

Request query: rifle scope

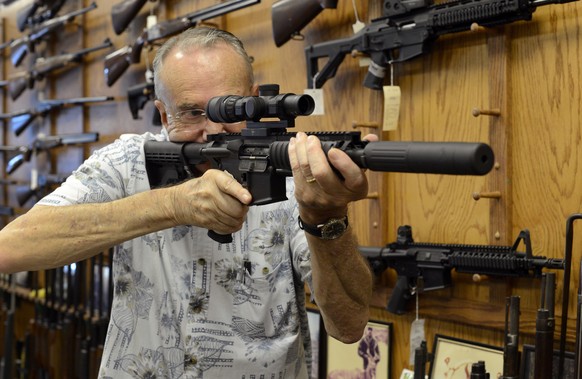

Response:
(206, 92), (315, 123)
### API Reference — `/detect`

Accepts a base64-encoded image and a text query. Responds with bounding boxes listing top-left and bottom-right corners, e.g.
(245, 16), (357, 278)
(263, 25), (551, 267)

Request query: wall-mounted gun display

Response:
(360, 225), (565, 315)
(0, 96), (114, 136)
(8, 2), (98, 68)
(6, 38), (113, 101)
(304, 0), (578, 89)
(0, 132), (99, 174)
(144, 84), (494, 242)
(104, 0), (260, 86)
(127, 81), (161, 125)
(16, 0), (66, 32)
(111, 0), (158, 35)
(271, 0), (337, 47)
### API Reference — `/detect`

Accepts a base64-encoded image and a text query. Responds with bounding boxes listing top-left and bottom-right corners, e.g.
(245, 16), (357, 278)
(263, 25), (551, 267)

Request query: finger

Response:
(215, 170), (252, 205)
(295, 132), (316, 180)
(362, 133), (379, 142)
(326, 148), (367, 189)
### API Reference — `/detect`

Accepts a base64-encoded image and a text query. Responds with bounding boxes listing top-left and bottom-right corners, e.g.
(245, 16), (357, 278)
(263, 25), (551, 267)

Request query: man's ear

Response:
(154, 99), (169, 127)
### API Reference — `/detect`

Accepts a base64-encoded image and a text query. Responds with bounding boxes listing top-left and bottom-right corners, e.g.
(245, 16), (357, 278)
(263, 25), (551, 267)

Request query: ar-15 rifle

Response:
(144, 84), (494, 243)
(7, 38), (113, 101)
(0, 96), (114, 136)
(360, 225), (565, 314)
(9, 2), (98, 68)
(0, 132), (99, 175)
(104, 0), (261, 86)
(305, 0), (577, 89)
(111, 0), (157, 35)
(127, 81), (161, 125)
(16, 0), (66, 32)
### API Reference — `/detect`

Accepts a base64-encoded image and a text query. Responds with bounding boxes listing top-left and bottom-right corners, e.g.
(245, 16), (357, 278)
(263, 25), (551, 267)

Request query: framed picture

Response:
(325, 319), (392, 379)
(520, 344), (576, 379)
(307, 308), (325, 379)
(429, 334), (504, 379)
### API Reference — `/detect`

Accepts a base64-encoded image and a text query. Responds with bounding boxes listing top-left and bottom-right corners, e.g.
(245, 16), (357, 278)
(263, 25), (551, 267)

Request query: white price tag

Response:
(382, 85), (401, 131)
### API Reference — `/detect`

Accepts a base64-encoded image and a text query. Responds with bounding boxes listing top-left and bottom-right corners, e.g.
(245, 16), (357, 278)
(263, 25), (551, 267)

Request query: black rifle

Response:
(470, 361), (490, 379)
(534, 273), (556, 379)
(0, 96), (113, 136)
(413, 340), (430, 379)
(360, 225), (565, 314)
(0, 132), (99, 175)
(104, 0), (261, 86)
(127, 81), (161, 125)
(16, 0), (67, 32)
(501, 296), (520, 379)
(144, 84), (494, 243)
(8, 38), (113, 101)
(304, 0), (577, 89)
(9, 2), (98, 68)
(111, 0), (155, 35)
(0, 207), (14, 217)
(0, 276), (15, 379)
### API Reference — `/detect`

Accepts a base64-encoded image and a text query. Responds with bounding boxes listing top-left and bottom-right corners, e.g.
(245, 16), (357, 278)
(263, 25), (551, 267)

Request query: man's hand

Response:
(288, 132), (379, 223)
(169, 169), (252, 234)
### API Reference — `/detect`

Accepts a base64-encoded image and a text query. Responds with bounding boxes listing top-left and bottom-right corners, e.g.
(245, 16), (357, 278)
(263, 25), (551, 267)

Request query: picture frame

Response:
(429, 334), (504, 379)
(520, 344), (576, 379)
(324, 319), (392, 379)
(307, 308), (325, 379)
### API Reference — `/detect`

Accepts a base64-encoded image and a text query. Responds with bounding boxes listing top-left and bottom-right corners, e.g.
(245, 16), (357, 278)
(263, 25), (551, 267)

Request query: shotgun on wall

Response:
(144, 84), (495, 243)
(304, 0), (578, 89)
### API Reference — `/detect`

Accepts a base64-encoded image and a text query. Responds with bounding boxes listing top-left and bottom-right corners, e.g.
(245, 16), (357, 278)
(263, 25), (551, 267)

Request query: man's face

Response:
(155, 43), (256, 143)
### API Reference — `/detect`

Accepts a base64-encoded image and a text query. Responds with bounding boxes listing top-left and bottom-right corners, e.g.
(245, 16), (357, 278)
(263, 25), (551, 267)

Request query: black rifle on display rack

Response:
(500, 296), (520, 379)
(111, 0), (157, 35)
(16, 0), (67, 32)
(413, 340), (430, 379)
(304, 0), (578, 89)
(8, 2), (98, 68)
(127, 80), (161, 125)
(7, 38), (113, 101)
(144, 84), (495, 243)
(0, 95), (114, 136)
(534, 272), (556, 379)
(0, 132), (99, 175)
(104, 0), (261, 86)
(360, 225), (565, 315)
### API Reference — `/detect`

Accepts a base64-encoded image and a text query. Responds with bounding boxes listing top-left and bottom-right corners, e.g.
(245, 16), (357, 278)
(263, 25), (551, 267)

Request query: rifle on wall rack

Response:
(7, 38), (113, 101)
(0, 96), (114, 136)
(127, 81), (161, 125)
(111, 0), (158, 35)
(8, 2), (98, 68)
(304, 0), (578, 89)
(16, 0), (67, 32)
(0, 132), (99, 175)
(104, 0), (261, 86)
(360, 225), (565, 314)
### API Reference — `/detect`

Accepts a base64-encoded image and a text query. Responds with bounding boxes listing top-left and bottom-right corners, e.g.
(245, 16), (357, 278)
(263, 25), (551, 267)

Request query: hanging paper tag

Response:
(409, 318), (425, 365)
(304, 88), (325, 116)
(382, 85), (401, 131)
(399, 369), (414, 379)
(147, 14), (158, 29)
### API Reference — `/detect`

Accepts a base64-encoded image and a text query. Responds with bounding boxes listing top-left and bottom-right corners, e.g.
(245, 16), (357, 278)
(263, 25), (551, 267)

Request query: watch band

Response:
(298, 215), (349, 240)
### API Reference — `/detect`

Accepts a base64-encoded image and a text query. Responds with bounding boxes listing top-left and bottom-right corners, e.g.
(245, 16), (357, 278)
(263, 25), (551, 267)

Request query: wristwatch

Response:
(298, 215), (349, 240)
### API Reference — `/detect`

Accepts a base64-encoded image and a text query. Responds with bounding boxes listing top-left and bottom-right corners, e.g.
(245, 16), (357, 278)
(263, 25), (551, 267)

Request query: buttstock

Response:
(104, 46), (133, 87)
(8, 76), (31, 101)
(111, 0), (149, 35)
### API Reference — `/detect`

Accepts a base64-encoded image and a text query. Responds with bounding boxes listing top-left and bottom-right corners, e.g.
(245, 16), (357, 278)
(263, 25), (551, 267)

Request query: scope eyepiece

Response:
(206, 92), (315, 123)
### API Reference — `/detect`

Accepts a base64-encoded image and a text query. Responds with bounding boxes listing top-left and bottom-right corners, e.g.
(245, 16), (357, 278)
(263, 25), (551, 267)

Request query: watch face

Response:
(321, 218), (347, 239)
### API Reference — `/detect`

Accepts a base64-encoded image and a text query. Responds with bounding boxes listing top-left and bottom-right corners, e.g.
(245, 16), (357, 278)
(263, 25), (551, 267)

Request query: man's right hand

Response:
(169, 169), (252, 235)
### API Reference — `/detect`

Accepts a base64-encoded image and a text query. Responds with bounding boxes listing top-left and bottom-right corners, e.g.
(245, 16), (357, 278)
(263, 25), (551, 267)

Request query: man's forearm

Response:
(0, 188), (178, 273)
(307, 226), (373, 343)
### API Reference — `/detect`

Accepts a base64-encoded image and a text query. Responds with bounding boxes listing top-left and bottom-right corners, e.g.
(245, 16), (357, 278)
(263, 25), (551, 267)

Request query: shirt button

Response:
(198, 258), (206, 265)
(262, 267), (269, 275)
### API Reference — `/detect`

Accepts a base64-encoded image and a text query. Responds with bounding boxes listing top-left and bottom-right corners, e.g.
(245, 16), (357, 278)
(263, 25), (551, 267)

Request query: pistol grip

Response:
(208, 230), (233, 244)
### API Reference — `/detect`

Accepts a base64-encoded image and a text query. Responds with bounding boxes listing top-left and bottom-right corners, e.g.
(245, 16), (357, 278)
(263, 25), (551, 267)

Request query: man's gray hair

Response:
(153, 27), (254, 102)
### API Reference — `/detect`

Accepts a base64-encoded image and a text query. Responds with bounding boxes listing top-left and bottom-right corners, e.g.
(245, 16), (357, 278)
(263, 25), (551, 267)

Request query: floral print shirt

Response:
(37, 132), (314, 378)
